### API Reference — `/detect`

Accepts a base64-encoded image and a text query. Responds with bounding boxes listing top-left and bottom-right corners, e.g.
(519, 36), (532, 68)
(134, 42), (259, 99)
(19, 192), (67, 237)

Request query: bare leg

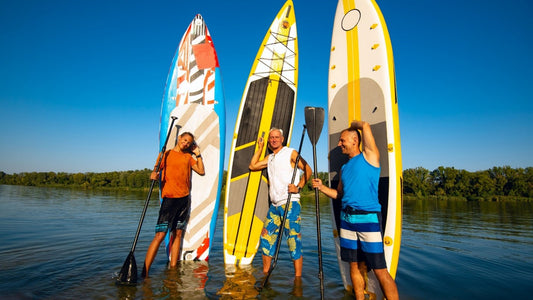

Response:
(292, 275), (303, 297)
(262, 255), (272, 274)
(293, 257), (303, 277)
(169, 229), (183, 268)
(374, 268), (399, 300)
(142, 232), (166, 277)
(350, 262), (366, 300)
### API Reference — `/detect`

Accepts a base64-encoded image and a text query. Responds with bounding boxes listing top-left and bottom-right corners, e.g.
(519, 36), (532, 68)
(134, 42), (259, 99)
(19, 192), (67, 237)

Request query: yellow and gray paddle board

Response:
(224, 0), (298, 266)
(328, 0), (402, 297)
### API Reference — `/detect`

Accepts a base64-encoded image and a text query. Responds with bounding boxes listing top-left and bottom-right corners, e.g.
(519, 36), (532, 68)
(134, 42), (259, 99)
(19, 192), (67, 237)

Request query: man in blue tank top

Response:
(312, 120), (399, 300)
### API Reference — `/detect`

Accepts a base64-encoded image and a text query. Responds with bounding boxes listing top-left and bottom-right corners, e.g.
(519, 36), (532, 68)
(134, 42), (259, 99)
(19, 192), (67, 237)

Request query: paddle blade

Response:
(304, 107), (325, 145)
(116, 252), (138, 285)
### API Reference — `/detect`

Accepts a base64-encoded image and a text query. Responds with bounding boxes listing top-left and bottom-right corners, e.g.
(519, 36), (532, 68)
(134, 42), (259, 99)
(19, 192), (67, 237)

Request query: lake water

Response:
(0, 184), (532, 299)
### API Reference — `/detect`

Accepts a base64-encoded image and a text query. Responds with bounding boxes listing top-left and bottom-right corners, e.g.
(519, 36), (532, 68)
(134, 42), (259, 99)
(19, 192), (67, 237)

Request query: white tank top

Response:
(267, 146), (301, 206)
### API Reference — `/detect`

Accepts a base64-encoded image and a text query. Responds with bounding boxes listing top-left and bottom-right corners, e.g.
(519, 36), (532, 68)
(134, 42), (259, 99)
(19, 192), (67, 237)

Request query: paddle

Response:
(261, 124), (307, 288)
(304, 106), (325, 299)
(116, 116), (178, 285)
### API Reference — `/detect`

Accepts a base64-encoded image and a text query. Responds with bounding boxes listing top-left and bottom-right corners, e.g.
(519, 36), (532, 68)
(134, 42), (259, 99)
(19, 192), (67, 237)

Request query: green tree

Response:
(403, 167), (431, 197)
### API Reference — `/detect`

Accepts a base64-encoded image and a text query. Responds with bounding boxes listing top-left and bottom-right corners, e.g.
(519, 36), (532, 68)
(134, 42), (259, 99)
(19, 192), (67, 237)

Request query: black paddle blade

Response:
(116, 252), (138, 286)
(304, 107), (325, 145)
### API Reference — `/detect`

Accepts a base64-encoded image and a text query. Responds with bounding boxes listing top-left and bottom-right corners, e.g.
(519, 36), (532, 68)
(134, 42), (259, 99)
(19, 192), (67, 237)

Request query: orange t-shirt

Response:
(157, 150), (196, 198)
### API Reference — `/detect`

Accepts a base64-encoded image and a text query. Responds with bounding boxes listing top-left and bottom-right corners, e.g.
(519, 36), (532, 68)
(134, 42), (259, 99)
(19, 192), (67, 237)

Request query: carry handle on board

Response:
(305, 106), (325, 300)
(116, 116), (178, 285)
(261, 124), (307, 288)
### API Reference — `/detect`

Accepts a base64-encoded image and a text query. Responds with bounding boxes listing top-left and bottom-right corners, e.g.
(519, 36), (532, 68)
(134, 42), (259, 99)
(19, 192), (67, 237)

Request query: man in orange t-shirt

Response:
(142, 132), (205, 277)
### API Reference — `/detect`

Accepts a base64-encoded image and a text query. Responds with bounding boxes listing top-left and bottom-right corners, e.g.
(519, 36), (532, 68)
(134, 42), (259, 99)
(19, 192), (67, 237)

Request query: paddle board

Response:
(223, 0), (298, 266)
(328, 0), (402, 297)
(159, 14), (225, 261)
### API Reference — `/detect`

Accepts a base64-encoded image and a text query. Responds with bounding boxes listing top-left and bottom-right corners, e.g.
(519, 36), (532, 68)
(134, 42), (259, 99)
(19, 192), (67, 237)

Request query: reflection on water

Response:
(217, 265), (258, 299)
(140, 262), (209, 299)
(398, 198), (533, 299)
(1, 185), (532, 299)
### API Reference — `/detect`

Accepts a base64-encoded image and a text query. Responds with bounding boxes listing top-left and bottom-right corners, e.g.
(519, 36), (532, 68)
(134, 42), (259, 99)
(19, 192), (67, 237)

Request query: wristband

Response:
(196, 154), (202, 158)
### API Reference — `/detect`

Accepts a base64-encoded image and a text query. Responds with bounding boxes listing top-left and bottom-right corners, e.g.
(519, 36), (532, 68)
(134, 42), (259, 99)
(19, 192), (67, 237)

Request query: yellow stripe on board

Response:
(236, 10), (294, 258)
(370, 0), (402, 279)
(234, 141), (256, 152)
(343, 0), (361, 124)
(236, 72), (283, 255)
(225, 1), (297, 264)
(229, 172), (249, 183)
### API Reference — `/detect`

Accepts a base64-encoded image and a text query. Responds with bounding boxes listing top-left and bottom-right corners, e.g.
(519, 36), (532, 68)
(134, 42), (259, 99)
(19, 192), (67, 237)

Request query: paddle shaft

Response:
(129, 116), (178, 253)
(262, 125), (306, 287)
(312, 142), (325, 299)
(117, 116), (178, 285)
(304, 106), (325, 299)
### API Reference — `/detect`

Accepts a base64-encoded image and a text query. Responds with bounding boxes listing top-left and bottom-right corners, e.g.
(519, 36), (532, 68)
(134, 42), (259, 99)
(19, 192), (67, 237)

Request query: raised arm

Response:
(350, 120), (380, 168)
(191, 144), (205, 175)
(249, 135), (269, 171)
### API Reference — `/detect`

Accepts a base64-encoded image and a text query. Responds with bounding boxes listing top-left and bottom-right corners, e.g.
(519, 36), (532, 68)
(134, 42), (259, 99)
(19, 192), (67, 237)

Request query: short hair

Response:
(341, 128), (361, 148)
(269, 128), (284, 136)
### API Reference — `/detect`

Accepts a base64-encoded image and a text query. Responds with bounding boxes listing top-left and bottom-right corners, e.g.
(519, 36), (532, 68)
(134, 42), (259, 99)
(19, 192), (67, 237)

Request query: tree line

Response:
(0, 169), (154, 190)
(403, 166), (532, 200)
(1, 166), (531, 200)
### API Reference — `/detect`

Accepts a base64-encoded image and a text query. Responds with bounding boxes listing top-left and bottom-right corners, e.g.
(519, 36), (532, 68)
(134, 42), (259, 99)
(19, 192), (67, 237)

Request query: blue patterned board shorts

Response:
(155, 196), (191, 233)
(260, 201), (302, 261)
(340, 208), (387, 269)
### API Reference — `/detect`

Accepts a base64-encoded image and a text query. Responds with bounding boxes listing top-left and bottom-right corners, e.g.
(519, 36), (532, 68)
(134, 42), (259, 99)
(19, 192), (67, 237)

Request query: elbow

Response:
(249, 163), (259, 171)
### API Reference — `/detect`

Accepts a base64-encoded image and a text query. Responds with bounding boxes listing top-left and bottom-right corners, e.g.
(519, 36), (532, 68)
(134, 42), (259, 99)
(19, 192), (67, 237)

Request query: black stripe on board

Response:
(270, 79), (295, 146)
(378, 176), (389, 235)
(235, 78), (269, 148)
(230, 77), (270, 256)
(228, 76), (295, 258)
(231, 77), (295, 179)
(231, 146), (255, 179)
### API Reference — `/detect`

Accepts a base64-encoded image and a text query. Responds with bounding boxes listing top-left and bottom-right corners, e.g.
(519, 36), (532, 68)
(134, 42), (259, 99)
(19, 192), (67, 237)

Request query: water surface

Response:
(1, 185), (532, 299)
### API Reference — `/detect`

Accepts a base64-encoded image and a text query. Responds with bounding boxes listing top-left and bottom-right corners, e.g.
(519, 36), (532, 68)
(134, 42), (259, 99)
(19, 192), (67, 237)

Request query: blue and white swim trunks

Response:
(339, 207), (387, 269)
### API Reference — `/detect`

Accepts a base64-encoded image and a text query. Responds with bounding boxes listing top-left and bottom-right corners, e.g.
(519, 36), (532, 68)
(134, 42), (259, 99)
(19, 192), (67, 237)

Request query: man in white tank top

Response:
(249, 128), (312, 278)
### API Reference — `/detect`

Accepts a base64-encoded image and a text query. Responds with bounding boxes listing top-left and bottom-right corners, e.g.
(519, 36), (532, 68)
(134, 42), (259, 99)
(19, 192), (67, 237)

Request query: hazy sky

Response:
(1, 0), (532, 174)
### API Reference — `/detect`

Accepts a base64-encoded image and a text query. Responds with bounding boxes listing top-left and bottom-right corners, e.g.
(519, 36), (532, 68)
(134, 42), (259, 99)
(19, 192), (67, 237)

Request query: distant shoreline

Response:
(1, 166), (531, 202)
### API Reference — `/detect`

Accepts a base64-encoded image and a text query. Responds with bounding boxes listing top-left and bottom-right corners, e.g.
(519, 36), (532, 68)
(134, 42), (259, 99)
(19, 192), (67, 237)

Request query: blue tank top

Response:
(341, 153), (381, 212)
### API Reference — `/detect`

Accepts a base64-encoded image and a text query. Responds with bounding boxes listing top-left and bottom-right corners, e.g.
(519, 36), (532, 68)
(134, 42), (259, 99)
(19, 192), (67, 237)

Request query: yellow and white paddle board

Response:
(328, 0), (402, 297)
(224, 0), (298, 266)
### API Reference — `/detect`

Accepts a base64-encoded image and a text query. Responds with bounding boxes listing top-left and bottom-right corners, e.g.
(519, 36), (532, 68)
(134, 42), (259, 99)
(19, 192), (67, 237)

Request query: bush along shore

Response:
(1, 166), (531, 201)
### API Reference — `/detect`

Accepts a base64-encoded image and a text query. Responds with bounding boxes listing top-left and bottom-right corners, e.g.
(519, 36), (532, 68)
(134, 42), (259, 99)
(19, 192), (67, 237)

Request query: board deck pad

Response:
(159, 14), (225, 262)
(328, 0), (402, 298)
(224, 0), (298, 266)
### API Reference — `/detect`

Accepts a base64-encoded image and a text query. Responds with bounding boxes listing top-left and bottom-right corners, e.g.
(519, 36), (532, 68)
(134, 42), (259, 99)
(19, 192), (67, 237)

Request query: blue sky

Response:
(1, 0), (532, 174)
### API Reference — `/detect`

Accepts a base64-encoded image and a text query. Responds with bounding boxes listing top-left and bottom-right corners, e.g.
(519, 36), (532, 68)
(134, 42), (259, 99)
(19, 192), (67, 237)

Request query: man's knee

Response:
(154, 231), (166, 241)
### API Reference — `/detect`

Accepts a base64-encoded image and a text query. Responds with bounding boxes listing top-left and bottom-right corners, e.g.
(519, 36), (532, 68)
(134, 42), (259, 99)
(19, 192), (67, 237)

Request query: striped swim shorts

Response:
(339, 208), (387, 269)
